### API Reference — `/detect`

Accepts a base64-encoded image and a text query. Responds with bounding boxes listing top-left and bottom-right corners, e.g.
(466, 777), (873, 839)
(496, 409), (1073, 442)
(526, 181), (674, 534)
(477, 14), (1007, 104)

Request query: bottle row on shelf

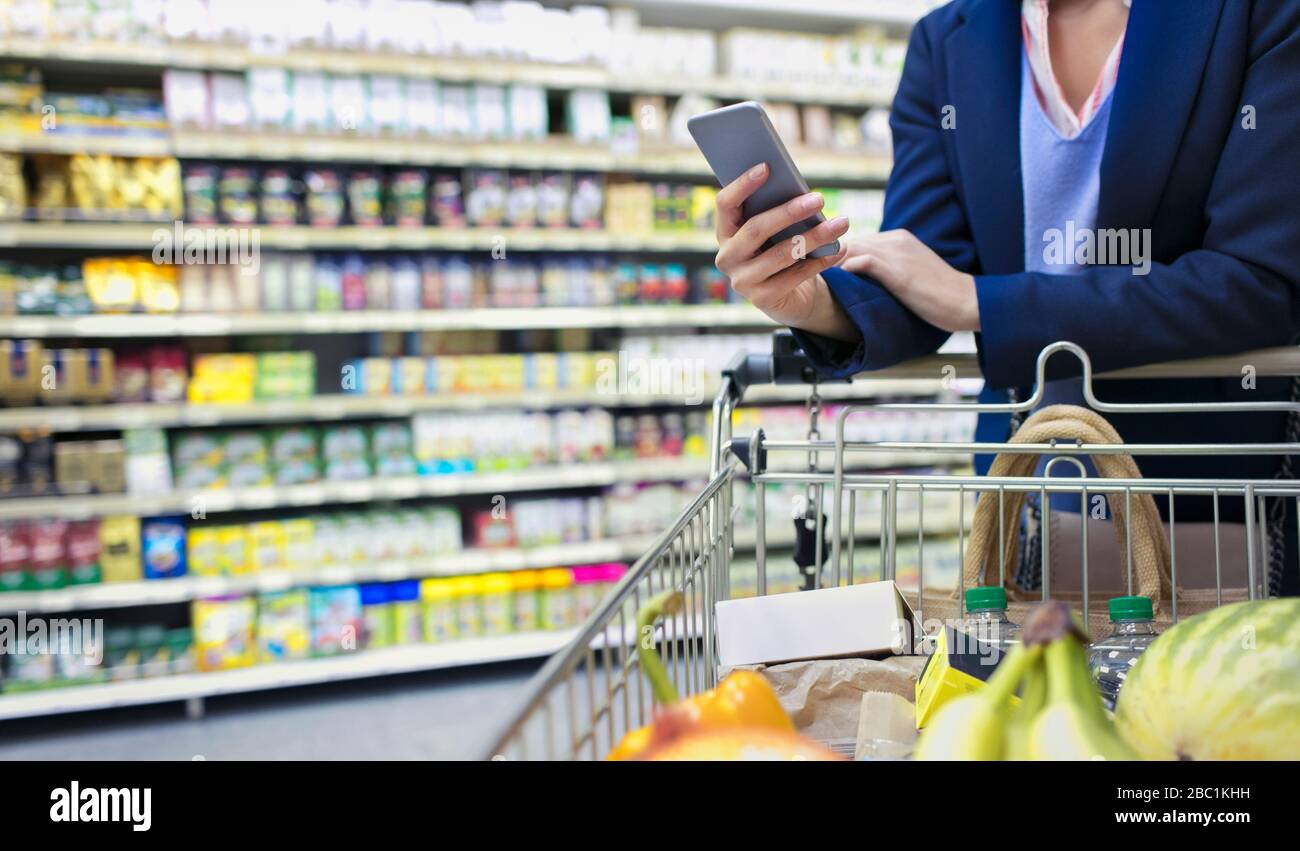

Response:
(0, 405), (711, 499)
(0, 387), (974, 502)
(0, 562), (628, 693)
(0, 487), (694, 594)
(0, 150), (886, 235)
(0, 329), (773, 407)
(0, 472), (969, 617)
(0, 253), (741, 319)
(2, 57), (894, 176)
(0, 1), (915, 97)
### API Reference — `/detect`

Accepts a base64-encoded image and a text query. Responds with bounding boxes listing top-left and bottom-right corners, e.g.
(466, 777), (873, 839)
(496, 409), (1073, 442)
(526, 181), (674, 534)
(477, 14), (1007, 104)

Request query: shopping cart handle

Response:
(722, 331), (846, 401)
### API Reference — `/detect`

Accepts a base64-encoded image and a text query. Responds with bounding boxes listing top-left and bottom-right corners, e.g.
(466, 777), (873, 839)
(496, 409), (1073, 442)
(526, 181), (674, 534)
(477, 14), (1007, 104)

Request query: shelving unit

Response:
(0, 221), (725, 251)
(0, 304), (770, 337)
(0, 4), (944, 720)
(0, 456), (710, 521)
(0, 537), (658, 614)
(0, 632), (579, 721)
(0, 130), (892, 182)
(0, 452), (970, 521)
(0, 37), (898, 108)
(0, 379), (948, 431)
(0, 511), (966, 616)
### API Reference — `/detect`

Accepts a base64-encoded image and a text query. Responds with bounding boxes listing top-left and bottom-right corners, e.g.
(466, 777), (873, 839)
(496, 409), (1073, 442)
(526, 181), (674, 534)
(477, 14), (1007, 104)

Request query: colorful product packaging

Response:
(193, 595), (257, 672)
(321, 425), (371, 481)
(247, 521), (287, 572)
(389, 580), (423, 645)
(141, 516), (187, 580)
(223, 430), (271, 488)
(269, 426), (320, 486)
(479, 572), (514, 636)
(257, 589), (311, 663)
(309, 585), (364, 656)
(25, 518), (68, 590)
(510, 570), (542, 632)
(421, 578), (457, 643)
(98, 515), (143, 582)
(360, 583), (395, 649)
(540, 568), (576, 630)
(451, 575), (482, 639)
(0, 520), (29, 592)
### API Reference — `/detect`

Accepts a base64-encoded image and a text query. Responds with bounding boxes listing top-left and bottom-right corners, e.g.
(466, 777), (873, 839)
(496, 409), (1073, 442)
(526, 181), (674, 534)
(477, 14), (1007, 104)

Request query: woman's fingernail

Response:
(828, 216), (849, 231)
(748, 163), (767, 180)
(799, 192), (824, 213)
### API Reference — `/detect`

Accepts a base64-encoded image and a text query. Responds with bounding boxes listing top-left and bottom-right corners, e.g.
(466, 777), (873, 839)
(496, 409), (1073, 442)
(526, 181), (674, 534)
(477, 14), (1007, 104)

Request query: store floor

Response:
(0, 660), (543, 761)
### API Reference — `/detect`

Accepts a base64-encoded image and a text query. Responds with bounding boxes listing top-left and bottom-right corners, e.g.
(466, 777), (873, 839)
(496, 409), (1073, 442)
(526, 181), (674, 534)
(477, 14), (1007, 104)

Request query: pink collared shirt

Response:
(1021, 0), (1128, 138)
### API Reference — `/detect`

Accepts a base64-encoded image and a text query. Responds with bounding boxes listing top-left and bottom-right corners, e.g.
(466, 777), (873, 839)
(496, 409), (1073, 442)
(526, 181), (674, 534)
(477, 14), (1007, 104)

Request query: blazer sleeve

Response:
(791, 18), (975, 379)
(975, 6), (1300, 389)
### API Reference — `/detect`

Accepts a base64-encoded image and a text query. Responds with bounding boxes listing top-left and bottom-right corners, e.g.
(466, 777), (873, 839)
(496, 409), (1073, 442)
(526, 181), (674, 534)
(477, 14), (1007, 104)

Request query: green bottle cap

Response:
(964, 586), (1007, 611)
(1109, 595), (1154, 621)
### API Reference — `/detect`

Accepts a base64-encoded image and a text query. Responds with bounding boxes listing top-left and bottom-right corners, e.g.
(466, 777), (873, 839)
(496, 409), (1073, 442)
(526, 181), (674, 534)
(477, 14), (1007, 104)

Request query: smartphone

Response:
(687, 101), (840, 259)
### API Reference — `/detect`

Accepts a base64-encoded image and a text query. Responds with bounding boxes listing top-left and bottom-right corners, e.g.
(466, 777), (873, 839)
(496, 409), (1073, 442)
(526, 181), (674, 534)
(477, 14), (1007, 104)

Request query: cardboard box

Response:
(715, 580), (919, 668)
(914, 624), (1020, 729)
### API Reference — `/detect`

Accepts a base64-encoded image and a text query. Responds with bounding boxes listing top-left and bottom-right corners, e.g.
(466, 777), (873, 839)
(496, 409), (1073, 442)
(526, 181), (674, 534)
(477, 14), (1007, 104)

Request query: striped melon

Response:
(1115, 599), (1300, 760)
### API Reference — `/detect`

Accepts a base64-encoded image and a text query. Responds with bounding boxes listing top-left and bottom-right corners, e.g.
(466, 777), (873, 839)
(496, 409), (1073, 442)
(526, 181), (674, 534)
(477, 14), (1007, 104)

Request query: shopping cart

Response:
(483, 332), (1300, 760)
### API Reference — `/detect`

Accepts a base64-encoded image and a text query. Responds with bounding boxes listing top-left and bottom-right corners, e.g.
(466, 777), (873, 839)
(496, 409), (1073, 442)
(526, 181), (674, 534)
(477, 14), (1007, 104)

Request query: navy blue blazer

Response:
(792, 0), (1299, 497)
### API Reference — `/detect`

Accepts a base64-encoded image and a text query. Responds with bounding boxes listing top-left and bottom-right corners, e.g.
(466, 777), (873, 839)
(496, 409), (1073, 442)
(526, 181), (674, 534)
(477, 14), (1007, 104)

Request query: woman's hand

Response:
(714, 163), (858, 341)
(840, 230), (981, 332)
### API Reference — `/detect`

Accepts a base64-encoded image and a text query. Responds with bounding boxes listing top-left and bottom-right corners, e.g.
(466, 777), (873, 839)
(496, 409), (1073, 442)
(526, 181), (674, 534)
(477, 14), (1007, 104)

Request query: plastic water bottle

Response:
(1088, 596), (1160, 712)
(962, 586), (1022, 665)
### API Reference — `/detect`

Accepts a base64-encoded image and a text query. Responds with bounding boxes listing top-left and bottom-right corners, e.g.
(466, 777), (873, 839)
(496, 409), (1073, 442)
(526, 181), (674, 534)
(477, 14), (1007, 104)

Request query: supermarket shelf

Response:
(0, 536), (660, 615)
(0, 457), (711, 521)
(613, 0), (930, 28)
(0, 521), (965, 615)
(0, 221), (721, 252)
(0, 304), (771, 338)
(0, 130), (892, 182)
(0, 631), (577, 721)
(0, 379), (949, 432)
(0, 38), (896, 108)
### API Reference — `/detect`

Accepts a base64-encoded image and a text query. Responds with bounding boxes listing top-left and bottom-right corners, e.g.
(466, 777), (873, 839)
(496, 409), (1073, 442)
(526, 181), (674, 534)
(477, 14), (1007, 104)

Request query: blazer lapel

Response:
(1099, 0), (1226, 229)
(945, 0), (1025, 275)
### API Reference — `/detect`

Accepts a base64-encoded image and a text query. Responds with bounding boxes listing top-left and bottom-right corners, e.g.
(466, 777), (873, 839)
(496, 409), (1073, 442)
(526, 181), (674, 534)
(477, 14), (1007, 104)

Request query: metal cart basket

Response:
(484, 333), (1300, 760)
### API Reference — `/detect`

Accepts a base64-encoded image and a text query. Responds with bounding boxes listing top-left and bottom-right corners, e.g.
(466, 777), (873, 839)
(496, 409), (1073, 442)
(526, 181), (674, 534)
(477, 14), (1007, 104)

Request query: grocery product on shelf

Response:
(1114, 598), (1300, 760)
(309, 585), (364, 656)
(2, 254), (740, 319)
(1086, 596), (1160, 712)
(30, 153), (182, 221)
(98, 515), (142, 582)
(193, 594), (258, 672)
(141, 516), (187, 579)
(257, 588), (311, 663)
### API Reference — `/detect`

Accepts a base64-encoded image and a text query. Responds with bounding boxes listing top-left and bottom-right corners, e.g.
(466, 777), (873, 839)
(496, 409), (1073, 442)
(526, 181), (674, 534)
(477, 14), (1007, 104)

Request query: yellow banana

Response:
(915, 642), (1040, 760)
(1004, 654), (1047, 761)
(1026, 638), (1136, 761)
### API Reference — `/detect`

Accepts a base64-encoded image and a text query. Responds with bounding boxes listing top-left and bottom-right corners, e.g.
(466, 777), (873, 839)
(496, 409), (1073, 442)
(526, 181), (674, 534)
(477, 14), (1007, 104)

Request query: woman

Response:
(713, 0), (1300, 595)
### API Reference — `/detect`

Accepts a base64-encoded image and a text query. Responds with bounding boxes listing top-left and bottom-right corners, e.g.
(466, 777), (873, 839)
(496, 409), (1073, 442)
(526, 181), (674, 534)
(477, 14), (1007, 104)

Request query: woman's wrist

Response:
(801, 274), (860, 342)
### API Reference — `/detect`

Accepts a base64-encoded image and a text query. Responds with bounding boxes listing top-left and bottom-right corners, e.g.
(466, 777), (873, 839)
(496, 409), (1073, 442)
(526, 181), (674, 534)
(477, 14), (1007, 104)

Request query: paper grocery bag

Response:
(729, 656), (927, 743)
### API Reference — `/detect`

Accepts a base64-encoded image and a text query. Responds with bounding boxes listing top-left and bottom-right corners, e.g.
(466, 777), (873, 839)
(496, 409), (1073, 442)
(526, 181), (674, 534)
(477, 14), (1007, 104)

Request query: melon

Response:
(1115, 599), (1300, 760)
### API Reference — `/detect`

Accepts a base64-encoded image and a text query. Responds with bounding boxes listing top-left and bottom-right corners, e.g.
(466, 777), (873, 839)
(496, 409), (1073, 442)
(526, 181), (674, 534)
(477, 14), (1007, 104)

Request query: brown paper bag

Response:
(730, 656), (927, 744)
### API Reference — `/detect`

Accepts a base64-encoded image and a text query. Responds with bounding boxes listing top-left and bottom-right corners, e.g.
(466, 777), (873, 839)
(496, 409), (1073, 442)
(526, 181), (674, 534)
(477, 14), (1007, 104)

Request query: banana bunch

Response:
(916, 601), (1136, 761)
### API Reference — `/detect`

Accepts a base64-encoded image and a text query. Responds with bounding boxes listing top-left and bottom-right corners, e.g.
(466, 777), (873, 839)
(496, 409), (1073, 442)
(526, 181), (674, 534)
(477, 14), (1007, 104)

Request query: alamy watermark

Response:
(1042, 220), (1151, 276)
(0, 611), (104, 665)
(151, 220), (261, 273)
(595, 352), (708, 405)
